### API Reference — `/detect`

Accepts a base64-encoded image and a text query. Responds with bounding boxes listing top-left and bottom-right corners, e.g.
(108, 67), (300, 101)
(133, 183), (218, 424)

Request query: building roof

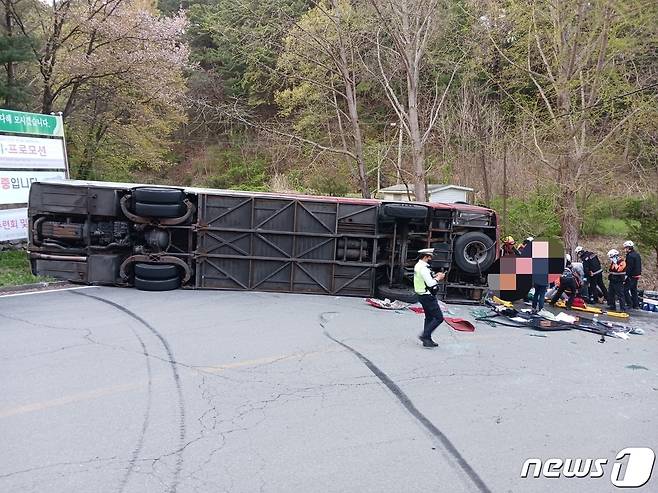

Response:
(378, 184), (474, 194)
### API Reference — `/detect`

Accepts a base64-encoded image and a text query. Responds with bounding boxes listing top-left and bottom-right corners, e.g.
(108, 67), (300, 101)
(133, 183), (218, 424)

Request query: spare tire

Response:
(380, 203), (428, 220)
(133, 187), (185, 204)
(134, 263), (179, 280)
(453, 231), (496, 274)
(376, 284), (418, 303)
(134, 202), (185, 218)
(131, 187), (186, 218)
(134, 275), (181, 291)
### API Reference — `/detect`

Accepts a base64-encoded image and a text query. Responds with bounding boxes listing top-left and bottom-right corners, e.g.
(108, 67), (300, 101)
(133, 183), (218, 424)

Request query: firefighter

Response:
(623, 240), (642, 309)
(607, 249), (627, 312)
(576, 246), (607, 304)
(500, 236), (520, 257)
(414, 248), (446, 348)
(549, 256), (581, 309)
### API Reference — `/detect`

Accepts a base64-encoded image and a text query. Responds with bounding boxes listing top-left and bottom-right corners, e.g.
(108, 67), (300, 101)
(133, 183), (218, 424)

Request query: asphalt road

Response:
(1, 286), (657, 493)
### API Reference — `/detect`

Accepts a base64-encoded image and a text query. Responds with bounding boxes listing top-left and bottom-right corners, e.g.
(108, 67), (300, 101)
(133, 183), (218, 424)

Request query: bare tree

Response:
(276, 0), (372, 197)
(366, 0), (459, 201)
(485, 0), (651, 250)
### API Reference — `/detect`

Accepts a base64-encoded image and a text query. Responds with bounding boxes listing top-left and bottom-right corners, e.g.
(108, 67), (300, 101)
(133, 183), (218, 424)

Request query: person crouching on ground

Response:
(414, 248), (446, 348)
(607, 249), (627, 312)
(549, 255), (581, 309)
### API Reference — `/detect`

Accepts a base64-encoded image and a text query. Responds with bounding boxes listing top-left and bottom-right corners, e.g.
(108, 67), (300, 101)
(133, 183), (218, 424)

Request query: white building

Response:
(377, 184), (474, 204)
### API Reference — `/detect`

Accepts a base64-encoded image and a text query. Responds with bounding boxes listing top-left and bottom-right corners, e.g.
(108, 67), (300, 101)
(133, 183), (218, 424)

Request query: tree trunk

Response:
(41, 84), (54, 114)
(502, 144), (508, 231)
(344, 81), (369, 198)
(558, 186), (581, 253)
(475, 110), (490, 205)
(4, 5), (15, 108)
(407, 89), (426, 202)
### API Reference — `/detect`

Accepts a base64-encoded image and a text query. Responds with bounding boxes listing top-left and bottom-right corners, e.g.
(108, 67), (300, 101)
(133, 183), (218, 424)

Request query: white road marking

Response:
(0, 285), (96, 299)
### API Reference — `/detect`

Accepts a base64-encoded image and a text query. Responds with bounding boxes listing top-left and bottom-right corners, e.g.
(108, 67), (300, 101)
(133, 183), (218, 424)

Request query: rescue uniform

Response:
(624, 250), (642, 309)
(581, 251), (607, 303)
(414, 259), (444, 341)
(607, 259), (627, 311)
(550, 266), (579, 308)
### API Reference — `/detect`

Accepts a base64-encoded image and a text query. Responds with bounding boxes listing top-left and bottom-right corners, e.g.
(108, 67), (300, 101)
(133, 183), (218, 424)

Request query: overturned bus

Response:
(27, 180), (499, 301)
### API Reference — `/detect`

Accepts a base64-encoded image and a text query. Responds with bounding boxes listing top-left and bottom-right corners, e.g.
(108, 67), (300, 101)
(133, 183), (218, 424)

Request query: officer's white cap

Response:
(418, 248), (435, 256)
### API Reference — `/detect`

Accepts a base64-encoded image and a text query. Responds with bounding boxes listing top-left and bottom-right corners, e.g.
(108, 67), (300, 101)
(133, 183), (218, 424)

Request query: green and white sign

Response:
(0, 109), (64, 137)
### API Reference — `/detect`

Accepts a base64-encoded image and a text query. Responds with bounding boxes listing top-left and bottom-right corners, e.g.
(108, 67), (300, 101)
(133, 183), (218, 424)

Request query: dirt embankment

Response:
(581, 236), (657, 291)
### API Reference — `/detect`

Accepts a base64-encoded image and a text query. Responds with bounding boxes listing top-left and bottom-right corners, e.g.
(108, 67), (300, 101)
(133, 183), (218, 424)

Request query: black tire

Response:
(376, 284), (418, 303)
(134, 202), (185, 218)
(453, 231), (496, 274)
(134, 263), (179, 280)
(133, 187), (185, 204)
(134, 275), (180, 291)
(380, 203), (428, 220)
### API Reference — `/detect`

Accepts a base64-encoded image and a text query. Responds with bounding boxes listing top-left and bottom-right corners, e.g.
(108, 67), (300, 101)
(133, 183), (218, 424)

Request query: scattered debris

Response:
(365, 298), (410, 310)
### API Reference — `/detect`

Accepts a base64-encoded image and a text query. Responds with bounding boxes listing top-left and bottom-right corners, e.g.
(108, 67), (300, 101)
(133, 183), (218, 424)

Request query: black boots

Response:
(419, 336), (438, 348)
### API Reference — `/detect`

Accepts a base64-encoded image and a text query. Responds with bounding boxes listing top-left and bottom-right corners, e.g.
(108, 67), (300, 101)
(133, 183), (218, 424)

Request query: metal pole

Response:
(51, 111), (70, 179)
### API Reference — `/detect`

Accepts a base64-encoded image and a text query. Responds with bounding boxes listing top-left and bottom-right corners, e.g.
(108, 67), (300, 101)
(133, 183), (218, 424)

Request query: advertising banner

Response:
(0, 135), (67, 170)
(0, 207), (28, 241)
(0, 170), (66, 205)
(0, 110), (68, 241)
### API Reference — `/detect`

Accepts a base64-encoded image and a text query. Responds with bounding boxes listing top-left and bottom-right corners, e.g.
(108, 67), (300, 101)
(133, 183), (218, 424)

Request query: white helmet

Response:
(574, 246), (583, 254)
(623, 240), (634, 248)
(607, 249), (619, 258)
(565, 253), (571, 262)
(526, 236), (534, 242)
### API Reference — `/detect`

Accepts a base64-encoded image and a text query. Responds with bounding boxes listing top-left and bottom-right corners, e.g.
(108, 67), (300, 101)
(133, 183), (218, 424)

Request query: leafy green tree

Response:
(276, 0), (373, 197)
(189, 0), (308, 106)
(479, 0), (656, 250)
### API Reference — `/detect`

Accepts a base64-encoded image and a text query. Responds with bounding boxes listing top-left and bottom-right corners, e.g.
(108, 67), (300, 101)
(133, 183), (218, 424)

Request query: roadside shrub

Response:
(581, 195), (635, 237)
(202, 147), (269, 192)
(490, 187), (561, 240)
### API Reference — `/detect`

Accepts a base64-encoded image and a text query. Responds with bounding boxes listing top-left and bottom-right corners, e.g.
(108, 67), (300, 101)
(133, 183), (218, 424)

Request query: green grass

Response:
(0, 250), (49, 287)
(585, 217), (638, 237)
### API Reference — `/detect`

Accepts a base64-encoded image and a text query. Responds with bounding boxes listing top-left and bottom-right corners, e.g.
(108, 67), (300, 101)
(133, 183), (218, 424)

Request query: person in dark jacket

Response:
(623, 240), (642, 309)
(576, 246), (607, 304)
(549, 257), (581, 309)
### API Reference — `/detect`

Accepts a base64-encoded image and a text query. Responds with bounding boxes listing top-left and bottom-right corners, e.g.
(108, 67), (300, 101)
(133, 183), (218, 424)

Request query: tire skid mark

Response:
(320, 312), (492, 493)
(116, 322), (153, 493)
(73, 291), (186, 493)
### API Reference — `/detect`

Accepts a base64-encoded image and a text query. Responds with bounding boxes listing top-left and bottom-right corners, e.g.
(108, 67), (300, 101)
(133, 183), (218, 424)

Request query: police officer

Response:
(623, 240), (642, 309)
(414, 248), (446, 348)
(607, 249), (627, 312)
